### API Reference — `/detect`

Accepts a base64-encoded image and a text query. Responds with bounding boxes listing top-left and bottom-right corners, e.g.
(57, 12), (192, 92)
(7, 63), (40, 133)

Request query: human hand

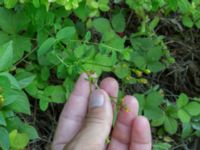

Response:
(52, 73), (152, 150)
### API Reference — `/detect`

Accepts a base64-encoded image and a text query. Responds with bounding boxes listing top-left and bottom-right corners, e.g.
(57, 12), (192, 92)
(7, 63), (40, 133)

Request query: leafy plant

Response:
(0, 0), (200, 149)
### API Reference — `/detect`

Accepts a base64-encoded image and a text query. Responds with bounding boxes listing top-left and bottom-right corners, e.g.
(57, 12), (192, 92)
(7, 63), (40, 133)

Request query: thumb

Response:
(65, 89), (113, 150)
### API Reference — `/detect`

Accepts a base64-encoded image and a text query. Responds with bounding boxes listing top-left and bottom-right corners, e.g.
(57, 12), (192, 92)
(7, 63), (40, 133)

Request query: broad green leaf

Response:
(9, 130), (29, 150)
(0, 31), (9, 45)
(111, 12), (125, 32)
(39, 95), (49, 111)
(37, 37), (56, 57)
(0, 41), (13, 72)
(56, 26), (76, 41)
(181, 123), (193, 139)
(165, 105), (178, 118)
(105, 35), (125, 51)
(184, 102), (200, 116)
(74, 2), (90, 21)
(153, 142), (172, 150)
(0, 8), (30, 34)
(92, 18), (112, 33)
(44, 86), (66, 103)
(164, 116), (178, 134)
(178, 0), (191, 14)
(0, 76), (11, 93)
(191, 117), (200, 130)
(182, 15), (193, 28)
(40, 67), (50, 81)
(177, 93), (188, 108)
(146, 91), (163, 106)
(151, 114), (165, 127)
(0, 127), (9, 150)
(94, 53), (116, 67)
(167, 0), (178, 11)
(195, 20), (200, 29)
(32, 0), (40, 7)
(144, 105), (164, 120)
(6, 89), (31, 115)
(146, 46), (162, 62)
(131, 52), (146, 69)
(148, 62), (165, 72)
(0, 72), (20, 90)
(15, 70), (36, 89)
(4, 0), (17, 8)
(20, 124), (39, 140)
(12, 35), (32, 62)
(0, 112), (6, 126)
(6, 116), (22, 132)
(74, 45), (85, 58)
(178, 109), (191, 123)
(98, 1), (109, 11)
(114, 63), (130, 79)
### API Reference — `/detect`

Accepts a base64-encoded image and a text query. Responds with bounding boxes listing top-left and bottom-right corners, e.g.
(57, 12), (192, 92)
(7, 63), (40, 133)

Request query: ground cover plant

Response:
(0, 0), (200, 149)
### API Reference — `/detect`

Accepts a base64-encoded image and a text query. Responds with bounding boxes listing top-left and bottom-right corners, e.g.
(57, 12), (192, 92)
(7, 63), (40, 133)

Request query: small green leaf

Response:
(111, 12), (125, 32)
(93, 18), (112, 33)
(0, 112), (6, 126)
(131, 52), (146, 69)
(20, 124), (39, 140)
(151, 114), (165, 127)
(144, 105), (164, 120)
(9, 130), (29, 150)
(146, 46), (162, 62)
(56, 26), (76, 41)
(114, 63), (130, 79)
(177, 93), (188, 108)
(149, 16), (160, 31)
(167, 0), (178, 11)
(184, 102), (200, 116)
(40, 67), (50, 81)
(74, 45), (85, 58)
(146, 91), (163, 106)
(178, 0), (191, 14)
(6, 90), (31, 115)
(94, 53), (116, 67)
(44, 86), (66, 103)
(164, 116), (178, 134)
(39, 97), (49, 111)
(4, 0), (17, 9)
(74, 2), (90, 21)
(15, 70), (36, 89)
(0, 41), (13, 72)
(37, 37), (55, 57)
(0, 72), (20, 90)
(0, 127), (9, 150)
(32, 0), (40, 7)
(181, 123), (193, 139)
(153, 142), (172, 150)
(178, 109), (191, 123)
(195, 20), (200, 29)
(182, 15), (193, 28)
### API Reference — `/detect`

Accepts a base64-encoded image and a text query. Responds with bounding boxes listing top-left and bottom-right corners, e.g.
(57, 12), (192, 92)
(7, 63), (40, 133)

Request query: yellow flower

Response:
(137, 78), (148, 84)
(132, 69), (143, 77)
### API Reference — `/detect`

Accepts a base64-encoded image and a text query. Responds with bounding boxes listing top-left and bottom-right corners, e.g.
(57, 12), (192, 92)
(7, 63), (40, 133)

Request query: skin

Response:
(52, 73), (152, 150)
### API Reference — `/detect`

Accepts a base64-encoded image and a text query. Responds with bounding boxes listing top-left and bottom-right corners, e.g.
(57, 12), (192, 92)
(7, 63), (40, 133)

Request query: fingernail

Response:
(89, 90), (105, 108)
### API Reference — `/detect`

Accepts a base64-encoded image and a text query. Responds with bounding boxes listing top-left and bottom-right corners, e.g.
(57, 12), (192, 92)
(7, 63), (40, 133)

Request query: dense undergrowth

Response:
(0, 0), (200, 149)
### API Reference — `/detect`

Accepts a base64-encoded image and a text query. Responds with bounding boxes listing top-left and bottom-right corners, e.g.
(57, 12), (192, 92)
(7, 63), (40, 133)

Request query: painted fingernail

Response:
(89, 90), (105, 108)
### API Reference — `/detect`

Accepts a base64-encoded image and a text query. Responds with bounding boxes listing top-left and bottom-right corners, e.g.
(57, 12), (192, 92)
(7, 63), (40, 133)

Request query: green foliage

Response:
(0, 0), (200, 149)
